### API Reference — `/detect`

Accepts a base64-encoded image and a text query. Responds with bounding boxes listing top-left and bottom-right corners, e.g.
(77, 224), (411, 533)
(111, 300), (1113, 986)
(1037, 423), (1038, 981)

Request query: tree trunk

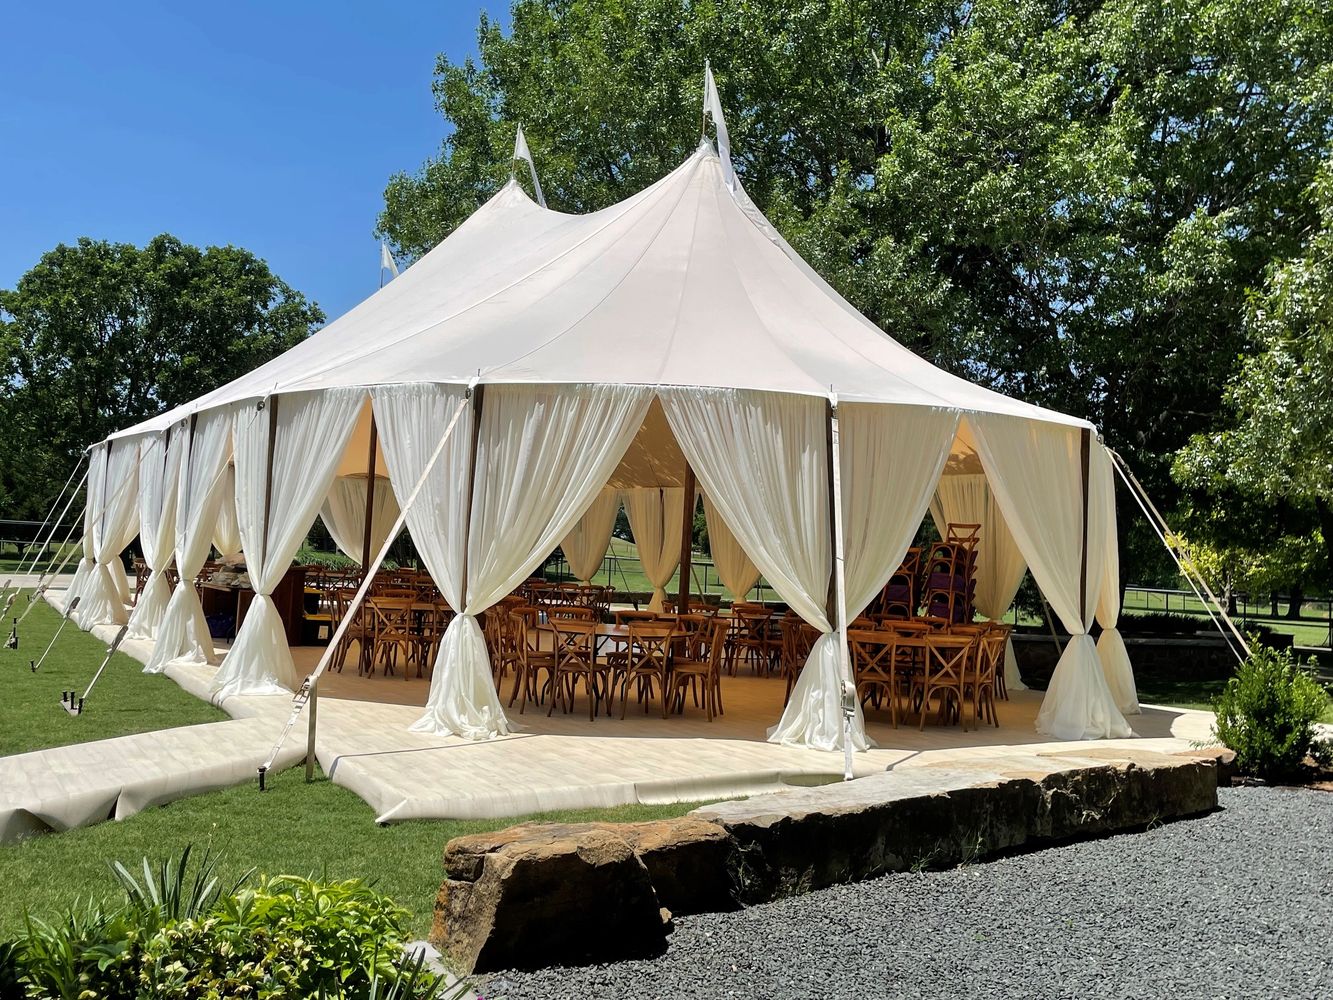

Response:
(1271, 592), (1280, 617)
(1316, 497), (1333, 589)
(1224, 569), (1237, 617)
(1286, 584), (1305, 620)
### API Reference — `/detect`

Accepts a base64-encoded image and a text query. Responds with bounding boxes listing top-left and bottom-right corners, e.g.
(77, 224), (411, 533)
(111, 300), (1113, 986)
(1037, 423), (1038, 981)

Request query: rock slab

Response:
(431, 749), (1220, 973)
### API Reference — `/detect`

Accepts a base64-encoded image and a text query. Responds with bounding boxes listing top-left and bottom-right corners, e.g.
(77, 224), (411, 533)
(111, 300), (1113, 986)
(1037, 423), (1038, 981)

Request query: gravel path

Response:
(491, 787), (1333, 1000)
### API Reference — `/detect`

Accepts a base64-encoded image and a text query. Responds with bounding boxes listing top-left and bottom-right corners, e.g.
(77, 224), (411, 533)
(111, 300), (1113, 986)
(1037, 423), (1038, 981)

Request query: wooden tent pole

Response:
(677, 468), (696, 613)
(359, 412), (379, 576)
(1079, 427), (1091, 623)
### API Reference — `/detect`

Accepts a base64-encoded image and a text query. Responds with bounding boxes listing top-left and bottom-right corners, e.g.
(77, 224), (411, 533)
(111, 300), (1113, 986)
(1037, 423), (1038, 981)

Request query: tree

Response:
(1176, 156), (1333, 589)
(0, 235), (323, 520)
(378, 0), (1333, 583)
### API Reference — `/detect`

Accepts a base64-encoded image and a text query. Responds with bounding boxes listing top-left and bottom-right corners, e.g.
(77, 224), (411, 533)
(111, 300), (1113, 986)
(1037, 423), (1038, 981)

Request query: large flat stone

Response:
(432, 749), (1219, 972)
(433, 823), (670, 973)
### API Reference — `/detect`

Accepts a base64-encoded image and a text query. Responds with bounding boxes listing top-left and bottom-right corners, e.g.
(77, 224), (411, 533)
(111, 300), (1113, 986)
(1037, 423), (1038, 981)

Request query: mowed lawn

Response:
(0, 591), (702, 937)
(0, 591), (227, 756)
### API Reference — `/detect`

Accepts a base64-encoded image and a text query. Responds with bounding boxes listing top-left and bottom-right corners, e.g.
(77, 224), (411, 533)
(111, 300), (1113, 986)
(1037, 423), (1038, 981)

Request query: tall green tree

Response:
(378, 0), (1333, 582)
(0, 235), (322, 519)
(1176, 156), (1333, 589)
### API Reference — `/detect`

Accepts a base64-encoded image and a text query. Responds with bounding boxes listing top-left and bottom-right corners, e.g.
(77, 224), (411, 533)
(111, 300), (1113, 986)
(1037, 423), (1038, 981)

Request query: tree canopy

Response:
(377, 0), (1333, 587)
(0, 235), (322, 519)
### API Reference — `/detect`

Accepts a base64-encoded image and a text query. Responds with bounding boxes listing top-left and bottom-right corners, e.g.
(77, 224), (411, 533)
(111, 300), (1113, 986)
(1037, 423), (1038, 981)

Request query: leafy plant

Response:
(1212, 643), (1332, 780)
(5, 847), (463, 999)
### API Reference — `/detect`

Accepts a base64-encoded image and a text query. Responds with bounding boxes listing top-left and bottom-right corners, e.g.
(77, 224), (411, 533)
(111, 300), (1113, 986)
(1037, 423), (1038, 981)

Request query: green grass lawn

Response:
(0, 591), (706, 937)
(0, 766), (701, 939)
(0, 592), (228, 757)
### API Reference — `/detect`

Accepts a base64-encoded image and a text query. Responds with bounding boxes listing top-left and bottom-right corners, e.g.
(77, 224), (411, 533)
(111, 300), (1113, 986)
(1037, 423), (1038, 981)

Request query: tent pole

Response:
(825, 396), (855, 780)
(677, 467), (696, 613)
(260, 397), (278, 570)
(1079, 428), (1090, 625)
(359, 412), (379, 576)
(459, 385), (485, 619)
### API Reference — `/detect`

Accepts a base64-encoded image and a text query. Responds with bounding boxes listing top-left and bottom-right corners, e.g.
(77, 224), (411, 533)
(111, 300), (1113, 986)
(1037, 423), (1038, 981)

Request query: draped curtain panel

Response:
(211, 389), (363, 699)
(969, 415), (1132, 740)
(659, 387), (868, 752)
(930, 473), (1029, 692)
(144, 412), (232, 673)
(408, 383), (652, 738)
(559, 487), (620, 583)
(126, 429), (181, 639)
(320, 476), (402, 564)
(67, 442), (105, 616)
(371, 383), (479, 733)
(212, 464), (243, 558)
(79, 437), (142, 628)
(1093, 445), (1139, 714)
(769, 402), (958, 750)
(700, 493), (760, 599)
(624, 487), (684, 612)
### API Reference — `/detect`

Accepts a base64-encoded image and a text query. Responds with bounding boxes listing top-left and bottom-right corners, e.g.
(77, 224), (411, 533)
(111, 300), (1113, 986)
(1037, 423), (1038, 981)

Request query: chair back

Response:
(551, 619), (597, 669)
(628, 622), (674, 676)
(550, 605), (595, 621)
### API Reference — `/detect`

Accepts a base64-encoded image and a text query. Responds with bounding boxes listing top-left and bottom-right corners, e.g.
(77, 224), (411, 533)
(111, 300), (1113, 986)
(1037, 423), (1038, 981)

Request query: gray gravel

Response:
(489, 787), (1333, 1000)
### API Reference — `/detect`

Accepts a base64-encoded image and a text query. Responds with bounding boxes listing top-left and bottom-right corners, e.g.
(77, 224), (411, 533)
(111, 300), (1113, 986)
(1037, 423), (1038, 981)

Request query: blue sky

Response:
(1, 2), (499, 322)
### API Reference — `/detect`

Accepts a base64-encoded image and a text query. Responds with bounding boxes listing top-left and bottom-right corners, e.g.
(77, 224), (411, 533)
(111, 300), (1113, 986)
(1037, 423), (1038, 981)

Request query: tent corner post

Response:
(359, 411), (379, 576)
(824, 397), (854, 781)
(677, 467), (696, 613)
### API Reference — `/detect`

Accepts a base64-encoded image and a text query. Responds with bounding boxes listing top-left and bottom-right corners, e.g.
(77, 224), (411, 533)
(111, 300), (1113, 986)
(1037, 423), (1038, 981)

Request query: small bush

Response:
(3, 848), (463, 999)
(1212, 644), (1332, 781)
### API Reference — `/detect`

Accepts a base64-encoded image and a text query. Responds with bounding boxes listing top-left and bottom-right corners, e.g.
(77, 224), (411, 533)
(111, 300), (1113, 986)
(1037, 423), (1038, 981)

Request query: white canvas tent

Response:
(75, 77), (1139, 750)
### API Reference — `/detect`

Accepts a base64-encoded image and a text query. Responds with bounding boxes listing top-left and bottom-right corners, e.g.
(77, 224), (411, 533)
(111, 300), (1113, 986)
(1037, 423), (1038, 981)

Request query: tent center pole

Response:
(1079, 428), (1090, 626)
(359, 412), (379, 576)
(677, 466), (696, 613)
(824, 396), (854, 780)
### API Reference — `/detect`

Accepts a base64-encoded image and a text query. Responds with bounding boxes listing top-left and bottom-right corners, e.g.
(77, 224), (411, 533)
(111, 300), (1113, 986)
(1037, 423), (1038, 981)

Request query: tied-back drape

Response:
(929, 473), (1029, 692)
(970, 415), (1132, 740)
(371, 383), (479, 733)
(700, 492), (760, 599)
(1093, 445), (1139, 714)
(401, 383), (651, 738)
(624, 487), (684, 612)
(211, 389), (363, 698)
(660, 387), (869, 752)
(320, 476), (402, 564)
(770, 401), (958, 750)
(144, 411), (232, 673)
(212, 464), (243, 558)
(79, 437), (141, 628)
(67, 443), (105, 616)
(126, 429), (181, 639)
(559, 487), (620, 583)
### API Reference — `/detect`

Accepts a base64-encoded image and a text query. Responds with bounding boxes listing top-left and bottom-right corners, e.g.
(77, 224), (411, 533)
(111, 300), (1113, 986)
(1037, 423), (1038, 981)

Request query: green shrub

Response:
(1212, 644), (1332, 781)
(4, 848), (464, 999)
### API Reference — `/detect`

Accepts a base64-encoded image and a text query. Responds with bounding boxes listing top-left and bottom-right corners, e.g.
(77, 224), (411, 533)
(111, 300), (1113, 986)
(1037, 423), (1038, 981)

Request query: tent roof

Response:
(110, 142), (1090, 441)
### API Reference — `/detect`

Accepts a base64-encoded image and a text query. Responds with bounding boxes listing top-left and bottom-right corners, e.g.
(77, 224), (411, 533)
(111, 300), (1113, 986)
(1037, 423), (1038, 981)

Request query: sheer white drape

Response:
(970, 415), (1132, 740)
(320, 476), (402, 564)
(660, 387), (867, 752)
(700, 493), (759, 599)
(211, 389), (363, 698)
(212, 464), (243, 558)
(126, 429), (180, 639)
(624, 487), (684, 611)
(407, 383), (652, 737)
(767, 402), (958, 750)
(144, 412), (232, 673)
(80, 438), (141, 627)
(1093, 445), (1139, 714)
(930, 473), (1029, 692)
(559, 487), (620, 583)
(67, 443), (104, 616)
(371, 384), (481, 732)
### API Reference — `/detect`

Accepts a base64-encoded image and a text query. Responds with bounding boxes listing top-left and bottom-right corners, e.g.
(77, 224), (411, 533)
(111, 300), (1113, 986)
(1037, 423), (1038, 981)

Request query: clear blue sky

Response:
(1, 2), (500, 322)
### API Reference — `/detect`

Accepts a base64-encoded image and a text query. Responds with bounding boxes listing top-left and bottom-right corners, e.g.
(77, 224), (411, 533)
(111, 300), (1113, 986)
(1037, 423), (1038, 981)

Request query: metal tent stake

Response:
(31, 596), (80, 672)
(64, 624), (128, 715)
